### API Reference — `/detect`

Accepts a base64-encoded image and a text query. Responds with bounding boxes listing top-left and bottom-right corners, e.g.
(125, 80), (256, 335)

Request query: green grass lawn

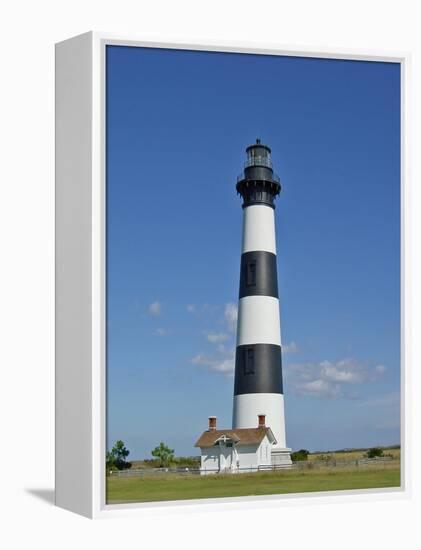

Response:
(106, 464), (401, 504)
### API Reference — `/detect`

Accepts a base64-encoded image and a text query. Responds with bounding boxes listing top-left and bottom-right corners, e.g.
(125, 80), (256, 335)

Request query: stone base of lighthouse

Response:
(271, 448), (292, 467)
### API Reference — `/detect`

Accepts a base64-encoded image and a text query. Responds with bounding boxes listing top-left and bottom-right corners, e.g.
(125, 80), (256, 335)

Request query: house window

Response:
(246, 260), (257, 287)
(244, 346), (255, 375)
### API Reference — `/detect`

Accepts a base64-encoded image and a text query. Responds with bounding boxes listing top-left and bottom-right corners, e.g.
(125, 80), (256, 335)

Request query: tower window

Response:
(246, 260), (257, 287)
(244, 346), (255, 375)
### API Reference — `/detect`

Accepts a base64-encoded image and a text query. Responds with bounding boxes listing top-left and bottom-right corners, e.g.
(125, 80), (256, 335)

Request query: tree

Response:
(366, 447), (384, 459)
(106, 440), (131, 470)
(151, 442), (175, 467)
(291, 449), (310, 461)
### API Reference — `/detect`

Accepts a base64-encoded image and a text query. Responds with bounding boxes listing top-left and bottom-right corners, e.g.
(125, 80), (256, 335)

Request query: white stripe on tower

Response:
(232, 140), (291, 463)
(236, 296), (281, 346)
(233, 394), (287, 450)
(242, 205), (277, 254)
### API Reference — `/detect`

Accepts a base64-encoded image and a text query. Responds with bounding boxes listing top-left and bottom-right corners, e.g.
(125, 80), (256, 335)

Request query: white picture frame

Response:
(55, 31), (410, 519)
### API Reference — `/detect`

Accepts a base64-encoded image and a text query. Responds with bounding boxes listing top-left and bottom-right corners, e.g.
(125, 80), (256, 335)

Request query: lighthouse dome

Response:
(236, 139), (281, 209)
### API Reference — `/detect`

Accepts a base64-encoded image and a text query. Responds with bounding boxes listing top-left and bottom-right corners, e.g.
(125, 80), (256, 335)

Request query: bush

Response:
(291, 449), (310, 461)
(318, 453), (335, 462)
(366, 447), (384, 459)
(173, 456), (201, 467)
(142, 458), (162, 468)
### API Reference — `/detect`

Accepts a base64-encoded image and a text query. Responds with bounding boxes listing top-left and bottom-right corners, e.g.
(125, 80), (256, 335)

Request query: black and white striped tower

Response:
(232, 139), (292, 466)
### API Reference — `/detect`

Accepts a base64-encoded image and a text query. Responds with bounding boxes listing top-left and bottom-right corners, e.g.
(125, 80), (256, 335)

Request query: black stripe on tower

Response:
(239, 251), (278, 299)
(234, 344), (283, 395)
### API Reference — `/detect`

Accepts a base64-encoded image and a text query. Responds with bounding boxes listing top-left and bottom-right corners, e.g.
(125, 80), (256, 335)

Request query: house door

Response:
(218, 450), (226, 472)
(218, 440), (234, 472)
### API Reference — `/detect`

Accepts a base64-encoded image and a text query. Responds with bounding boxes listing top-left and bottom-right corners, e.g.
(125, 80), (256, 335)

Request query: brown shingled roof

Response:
(194, 427), (276, 447)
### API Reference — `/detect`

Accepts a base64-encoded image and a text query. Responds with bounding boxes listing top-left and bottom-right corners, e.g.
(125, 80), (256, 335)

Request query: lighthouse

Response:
(232, 139), (292, 467)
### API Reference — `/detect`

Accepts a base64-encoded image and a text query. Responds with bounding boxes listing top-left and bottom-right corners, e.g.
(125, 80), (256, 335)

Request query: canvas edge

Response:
(400, 52), (412, 499)
(55, 30), (94, 518)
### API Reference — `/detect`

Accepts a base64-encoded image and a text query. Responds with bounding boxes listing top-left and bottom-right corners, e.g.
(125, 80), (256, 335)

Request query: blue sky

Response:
(106, 46), (400, 459)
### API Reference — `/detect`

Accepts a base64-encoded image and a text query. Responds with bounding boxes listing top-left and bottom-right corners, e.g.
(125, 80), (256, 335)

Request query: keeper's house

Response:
(194, 415), (276, 474)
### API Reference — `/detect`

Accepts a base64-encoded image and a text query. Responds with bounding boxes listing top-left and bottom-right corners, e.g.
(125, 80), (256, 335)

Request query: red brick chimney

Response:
(258, 414), (266, 428)
(208, 416), (217, 431)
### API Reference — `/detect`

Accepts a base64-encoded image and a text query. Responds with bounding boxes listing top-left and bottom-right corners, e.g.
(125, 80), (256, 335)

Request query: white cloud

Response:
(191, 353), (208, 365)
(205, 331), (229, 344)
(320, 359), (366, 383)
(211, 357), (235, 375)
(224, 302), (238, 332)
(283, 341), (298, 354)
(284, 358), (387, 399)
(375, 365), (387, 375)
(299, 379), (341, 399)
(186, 304), (196, 313)
(155, 327), (167, 336)
(189, 302), (238, 377)
(191, 348), (235, 378)
(148, 301), (161, 316)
